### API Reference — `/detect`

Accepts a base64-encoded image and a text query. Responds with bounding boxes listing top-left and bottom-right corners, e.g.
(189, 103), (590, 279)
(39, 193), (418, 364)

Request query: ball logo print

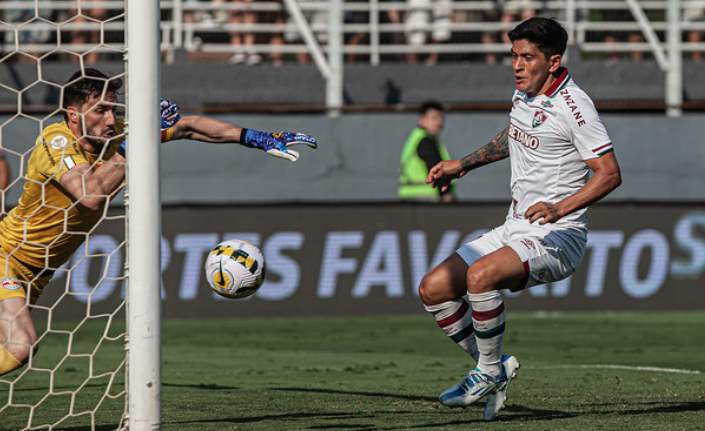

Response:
(205, 239), (266, 299)
(211, 266), (232, 290)
(211, 244), (260, 274)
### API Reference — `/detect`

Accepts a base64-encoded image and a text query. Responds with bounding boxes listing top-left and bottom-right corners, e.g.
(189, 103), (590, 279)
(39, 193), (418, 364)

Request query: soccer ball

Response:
(204, 239), (265, 299)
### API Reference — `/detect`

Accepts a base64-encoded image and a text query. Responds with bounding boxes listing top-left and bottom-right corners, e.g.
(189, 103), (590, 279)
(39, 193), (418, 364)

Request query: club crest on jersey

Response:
(532, 110), (547, 128)
(1, 280), (21, 291)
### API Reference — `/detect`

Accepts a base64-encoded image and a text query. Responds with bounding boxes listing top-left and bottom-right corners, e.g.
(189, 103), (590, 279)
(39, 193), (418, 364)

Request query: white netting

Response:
(0, 1), (129, 429)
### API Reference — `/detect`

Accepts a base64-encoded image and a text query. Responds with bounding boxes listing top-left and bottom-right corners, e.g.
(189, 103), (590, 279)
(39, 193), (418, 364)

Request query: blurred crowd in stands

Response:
(1, 0), (703, 64)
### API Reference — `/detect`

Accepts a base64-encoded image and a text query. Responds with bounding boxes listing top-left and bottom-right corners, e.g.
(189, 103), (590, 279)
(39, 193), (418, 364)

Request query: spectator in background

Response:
(481, 0), (537, 64)
(603, 33), (621, 63)
(71, 7), (109, 64)
(379, 0), (406, 62)
(627, 31), (644, 62)
(599, 6), (645, 63)
(268, 1), (286, 66)
(500, 0), (536, 44)
(399, 101), (455, 203)
(685, 3), (704, 61)
(224, 0), (261, 64)
(481, 28), (499, 64)
(405, 0), (452, 64)
(345, 0), (370, 63)
(284, 0), (328, 64)
(603, 31), (645, 63)
(477, 0), (502, 64)
(3, 1), (54, 61)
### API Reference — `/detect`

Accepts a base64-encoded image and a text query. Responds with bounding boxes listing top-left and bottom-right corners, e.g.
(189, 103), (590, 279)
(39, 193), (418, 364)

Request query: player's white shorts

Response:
(456, 218), (587, 289)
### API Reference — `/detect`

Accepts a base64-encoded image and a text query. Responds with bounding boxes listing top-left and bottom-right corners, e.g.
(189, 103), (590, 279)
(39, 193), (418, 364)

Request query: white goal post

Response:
(126, 0), (162, 429)
(0, 1), (162, 429)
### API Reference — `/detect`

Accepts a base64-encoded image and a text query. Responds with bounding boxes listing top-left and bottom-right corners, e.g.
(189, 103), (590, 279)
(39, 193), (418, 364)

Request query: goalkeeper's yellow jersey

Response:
(0, 121), (121, 271)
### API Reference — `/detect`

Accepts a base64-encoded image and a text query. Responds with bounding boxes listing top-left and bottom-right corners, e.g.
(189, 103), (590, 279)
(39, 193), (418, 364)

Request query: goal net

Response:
(0, 2), (135, 429)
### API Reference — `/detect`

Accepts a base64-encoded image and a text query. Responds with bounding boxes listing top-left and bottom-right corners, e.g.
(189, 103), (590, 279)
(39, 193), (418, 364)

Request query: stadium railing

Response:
(2, 1), (704, 61)
(1, 0), (703, 115)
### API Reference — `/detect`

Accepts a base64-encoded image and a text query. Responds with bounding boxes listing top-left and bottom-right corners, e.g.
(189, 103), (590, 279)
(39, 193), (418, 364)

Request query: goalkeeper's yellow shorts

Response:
(0, 253), (52, 304)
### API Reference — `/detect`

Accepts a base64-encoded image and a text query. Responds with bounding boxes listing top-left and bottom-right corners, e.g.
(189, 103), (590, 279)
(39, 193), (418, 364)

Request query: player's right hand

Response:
(426, 160), (465, 192)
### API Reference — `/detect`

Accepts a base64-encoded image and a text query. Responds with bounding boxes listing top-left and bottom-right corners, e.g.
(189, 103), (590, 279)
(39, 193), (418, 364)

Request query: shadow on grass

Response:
(307, 425), (378, 431)
(581, 400), (705, 416)
(163, 382), (240, 391)
(274, 387), (578, 426)
(45, 424), (119, 431)
(164, 411), (368, 427)
(272, 386), (438, 402)
(499, 404), (578, 421)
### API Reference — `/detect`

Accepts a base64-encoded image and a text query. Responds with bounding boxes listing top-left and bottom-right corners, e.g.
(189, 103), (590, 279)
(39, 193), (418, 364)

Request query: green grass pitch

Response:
(2, 311), (704, 430)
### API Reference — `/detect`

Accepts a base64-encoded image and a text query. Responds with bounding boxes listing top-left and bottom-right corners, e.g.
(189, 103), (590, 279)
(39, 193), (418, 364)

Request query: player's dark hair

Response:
(419, 100), (444, 116)
(62, 68), (122, 121)
(508, 17), (568, 59)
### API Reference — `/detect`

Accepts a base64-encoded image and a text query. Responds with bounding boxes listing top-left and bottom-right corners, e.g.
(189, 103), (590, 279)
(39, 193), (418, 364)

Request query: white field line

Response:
(540, 364), (703, 375)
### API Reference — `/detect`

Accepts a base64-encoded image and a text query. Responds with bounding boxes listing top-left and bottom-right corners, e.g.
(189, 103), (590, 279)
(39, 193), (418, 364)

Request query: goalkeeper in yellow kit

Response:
(0, 68), (317, 375)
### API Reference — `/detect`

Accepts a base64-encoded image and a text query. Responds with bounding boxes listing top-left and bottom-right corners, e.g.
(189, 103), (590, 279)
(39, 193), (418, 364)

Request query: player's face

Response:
(76, 92), (118, 143)
(511, 39), (561, 97)
(419, 109), (444, 136)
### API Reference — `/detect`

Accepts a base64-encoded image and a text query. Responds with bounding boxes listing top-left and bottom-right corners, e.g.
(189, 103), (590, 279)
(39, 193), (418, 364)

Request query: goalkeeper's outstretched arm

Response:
(168, 115), (244, 144)
(165, 114), (318, 162)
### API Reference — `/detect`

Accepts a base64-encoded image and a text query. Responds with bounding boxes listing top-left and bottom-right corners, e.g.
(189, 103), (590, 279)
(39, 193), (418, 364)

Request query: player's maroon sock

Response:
(467, 291), (505, 377)
(424, 298), (479, 361)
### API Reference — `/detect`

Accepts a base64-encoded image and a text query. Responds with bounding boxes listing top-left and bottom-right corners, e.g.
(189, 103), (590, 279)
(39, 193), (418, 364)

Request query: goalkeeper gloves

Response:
(241, 129), (318, 162)
(118, 97), (180, 156)
(160, 97), (181, 129)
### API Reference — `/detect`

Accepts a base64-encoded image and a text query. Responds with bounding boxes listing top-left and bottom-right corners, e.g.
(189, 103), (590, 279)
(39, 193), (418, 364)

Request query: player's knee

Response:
(466, 264), (493, 294)
(418, 272), (444, 305)
(7, 328), (37, 364)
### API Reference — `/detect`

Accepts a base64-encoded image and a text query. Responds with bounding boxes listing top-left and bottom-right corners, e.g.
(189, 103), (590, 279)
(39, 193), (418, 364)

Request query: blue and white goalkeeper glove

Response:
(160, 97), (181, 129)
(118, 97), (181, 156)
(241, 128), (318, 162)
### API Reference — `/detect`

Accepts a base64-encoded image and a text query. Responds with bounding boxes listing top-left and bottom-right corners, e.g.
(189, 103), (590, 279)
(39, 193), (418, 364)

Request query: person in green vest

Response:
(399, 101), (455, 202)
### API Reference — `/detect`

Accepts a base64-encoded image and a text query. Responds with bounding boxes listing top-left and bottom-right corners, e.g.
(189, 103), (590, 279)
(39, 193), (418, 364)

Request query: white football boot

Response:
(439, 367), (506, 407)
(483, 354), (520, 421)
(438, 354), (519, 409)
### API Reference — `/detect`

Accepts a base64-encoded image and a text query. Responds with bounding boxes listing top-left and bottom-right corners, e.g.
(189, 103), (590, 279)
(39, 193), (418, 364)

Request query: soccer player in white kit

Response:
(418, 17), (622, 420)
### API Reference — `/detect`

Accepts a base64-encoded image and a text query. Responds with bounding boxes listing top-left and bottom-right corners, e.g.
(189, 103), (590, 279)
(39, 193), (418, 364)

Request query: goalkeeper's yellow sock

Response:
(0, 346), (22, 375)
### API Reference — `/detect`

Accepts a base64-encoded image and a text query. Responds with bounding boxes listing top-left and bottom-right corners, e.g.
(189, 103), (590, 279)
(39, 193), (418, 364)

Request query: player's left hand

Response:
(525, 202), (562, 224)
(160, 97), (181, 129)
(242, 129), (318, 162)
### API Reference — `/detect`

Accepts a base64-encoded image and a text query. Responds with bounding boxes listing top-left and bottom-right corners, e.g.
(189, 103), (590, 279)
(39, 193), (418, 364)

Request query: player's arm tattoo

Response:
(460, 127), (509, 172)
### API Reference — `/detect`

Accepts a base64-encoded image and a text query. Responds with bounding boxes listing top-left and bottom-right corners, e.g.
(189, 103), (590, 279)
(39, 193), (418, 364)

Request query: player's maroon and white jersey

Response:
(507, 67), (613, 231)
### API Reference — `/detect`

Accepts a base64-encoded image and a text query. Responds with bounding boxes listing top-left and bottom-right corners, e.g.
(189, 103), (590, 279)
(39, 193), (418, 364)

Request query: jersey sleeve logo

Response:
(559, 89), (587, 127)
(63, 156), (77, 170)
(50, 135), (68, 149)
